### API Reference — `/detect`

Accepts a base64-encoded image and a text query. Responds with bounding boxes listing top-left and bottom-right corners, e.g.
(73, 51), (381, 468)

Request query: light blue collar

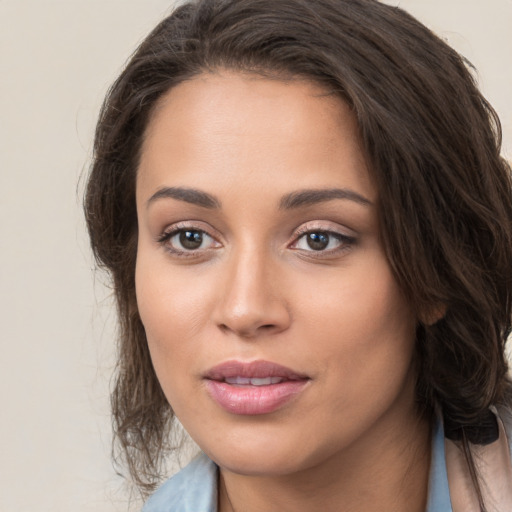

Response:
(426, 418), (452, 511)
(142, 452), (217, 512)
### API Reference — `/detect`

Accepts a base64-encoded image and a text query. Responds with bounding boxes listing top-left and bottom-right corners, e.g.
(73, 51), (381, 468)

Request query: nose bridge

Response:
(214, 240), (289, 337)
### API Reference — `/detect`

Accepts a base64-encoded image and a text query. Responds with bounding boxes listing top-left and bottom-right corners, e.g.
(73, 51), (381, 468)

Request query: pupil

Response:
(180, 230), (203, 250)
(307, 232), (329, 251)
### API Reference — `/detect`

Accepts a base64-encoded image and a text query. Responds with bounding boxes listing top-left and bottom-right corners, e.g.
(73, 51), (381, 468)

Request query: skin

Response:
(135, 72), (431, 512)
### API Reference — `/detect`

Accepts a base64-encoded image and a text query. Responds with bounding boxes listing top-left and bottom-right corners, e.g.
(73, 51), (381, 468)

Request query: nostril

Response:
(217, 322), (277, 338)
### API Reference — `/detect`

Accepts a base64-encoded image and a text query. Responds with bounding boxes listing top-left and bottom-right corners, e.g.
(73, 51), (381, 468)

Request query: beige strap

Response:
(446, 416), (512, 512)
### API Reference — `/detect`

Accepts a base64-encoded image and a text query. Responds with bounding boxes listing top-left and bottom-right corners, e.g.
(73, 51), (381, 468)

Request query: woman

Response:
(84, 0), (512, 510)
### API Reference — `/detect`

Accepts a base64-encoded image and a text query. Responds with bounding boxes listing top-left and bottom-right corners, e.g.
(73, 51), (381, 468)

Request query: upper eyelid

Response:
(158, 221), (220, 238)
(292, 220), (355, 237)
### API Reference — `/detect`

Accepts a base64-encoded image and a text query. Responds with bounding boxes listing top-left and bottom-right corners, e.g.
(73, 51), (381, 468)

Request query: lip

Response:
(203, 360), (310, 415)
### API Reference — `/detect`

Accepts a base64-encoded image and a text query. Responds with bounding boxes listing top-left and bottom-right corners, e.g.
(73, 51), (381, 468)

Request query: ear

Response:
(420, 304), (446, 326)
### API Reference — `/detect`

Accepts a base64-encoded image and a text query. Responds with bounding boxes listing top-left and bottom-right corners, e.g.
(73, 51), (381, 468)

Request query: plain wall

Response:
(0, 1), (510, 511)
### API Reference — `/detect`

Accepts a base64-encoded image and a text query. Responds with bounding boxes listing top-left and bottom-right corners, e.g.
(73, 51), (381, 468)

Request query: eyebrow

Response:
(146, 186), (221, 209)
(279, 188), (372, 209)
(146, 186), (371, 211)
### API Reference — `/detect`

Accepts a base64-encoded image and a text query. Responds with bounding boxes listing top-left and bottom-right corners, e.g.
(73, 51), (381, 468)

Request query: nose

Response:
(212, 246), (291, 338)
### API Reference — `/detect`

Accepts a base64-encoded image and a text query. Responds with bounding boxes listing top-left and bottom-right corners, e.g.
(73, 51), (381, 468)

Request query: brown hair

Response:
(84, 0), (512, 505)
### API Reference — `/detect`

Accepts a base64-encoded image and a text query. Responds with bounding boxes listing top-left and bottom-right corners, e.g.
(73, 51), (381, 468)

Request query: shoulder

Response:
(142, 453), (218, 512)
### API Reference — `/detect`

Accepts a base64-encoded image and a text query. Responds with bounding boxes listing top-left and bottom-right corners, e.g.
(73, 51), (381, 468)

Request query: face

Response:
(135, 72), (419, 476)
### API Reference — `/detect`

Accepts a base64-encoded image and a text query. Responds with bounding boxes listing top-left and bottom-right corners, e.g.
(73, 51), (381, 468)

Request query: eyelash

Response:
(157, 223), (219, 258)
(157, 223), (356, 259)
(291, 226), (356, 257)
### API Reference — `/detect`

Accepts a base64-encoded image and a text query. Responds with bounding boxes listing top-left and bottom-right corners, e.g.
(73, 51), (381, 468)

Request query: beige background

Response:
(0, 1), (510, 511)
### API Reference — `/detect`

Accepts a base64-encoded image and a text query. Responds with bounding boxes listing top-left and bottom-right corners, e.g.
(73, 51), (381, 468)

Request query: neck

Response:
(218, 412), (431, 512)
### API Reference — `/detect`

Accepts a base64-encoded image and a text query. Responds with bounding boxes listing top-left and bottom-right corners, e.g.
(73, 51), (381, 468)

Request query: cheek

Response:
(296, 260), (416, 404)
(134, 248), (210, 394)
(135, 240), (213, 336)
(135, 268), (211, 427)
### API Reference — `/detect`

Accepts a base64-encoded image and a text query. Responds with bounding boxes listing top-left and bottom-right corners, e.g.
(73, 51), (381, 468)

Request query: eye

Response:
(158, 227), (219, 254)
(175, 229), (207, 250)
(290, 228), (356, 255)
(295, 231), (340, 251)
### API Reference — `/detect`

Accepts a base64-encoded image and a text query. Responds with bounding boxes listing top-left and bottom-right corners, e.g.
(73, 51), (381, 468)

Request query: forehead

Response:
(138, 71), (375, 204)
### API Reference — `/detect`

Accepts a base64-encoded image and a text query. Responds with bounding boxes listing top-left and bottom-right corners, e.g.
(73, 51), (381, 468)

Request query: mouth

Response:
(223, 376), (288, 386)
(203, 360), (310, 415)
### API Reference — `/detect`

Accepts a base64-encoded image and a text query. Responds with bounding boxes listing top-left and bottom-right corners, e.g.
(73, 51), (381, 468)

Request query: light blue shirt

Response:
(426, 419), (452, 511)
(143, 421), (452, 512)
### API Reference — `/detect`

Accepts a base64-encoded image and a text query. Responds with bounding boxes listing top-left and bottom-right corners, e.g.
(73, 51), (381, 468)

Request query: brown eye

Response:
(291, 229), (355, 255)
(179, 230), (204, 250)
(306, 232), (330, 251)
(159, 228), (219, 254)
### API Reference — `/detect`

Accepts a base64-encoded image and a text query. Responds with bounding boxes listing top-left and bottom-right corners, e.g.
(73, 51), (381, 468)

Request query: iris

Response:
(180, 230), (203, 250)
(306, 232), (330, 251)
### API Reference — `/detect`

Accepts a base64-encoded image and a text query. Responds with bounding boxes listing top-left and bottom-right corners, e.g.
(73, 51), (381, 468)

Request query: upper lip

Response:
(204, 360), (309, 381)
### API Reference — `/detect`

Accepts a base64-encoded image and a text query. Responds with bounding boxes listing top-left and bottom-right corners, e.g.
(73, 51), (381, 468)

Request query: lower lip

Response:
(205, 380), (308, 415)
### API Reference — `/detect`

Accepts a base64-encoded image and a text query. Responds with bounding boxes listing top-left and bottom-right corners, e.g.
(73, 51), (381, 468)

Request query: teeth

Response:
(224, 376), (284, 386)
(225, 376), (251, 385)
(251, 377), (274, 386)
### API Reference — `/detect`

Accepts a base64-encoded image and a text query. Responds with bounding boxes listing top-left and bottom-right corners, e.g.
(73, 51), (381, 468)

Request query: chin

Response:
(199, 428), (328, 477)
(211, 450), (307, 477)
